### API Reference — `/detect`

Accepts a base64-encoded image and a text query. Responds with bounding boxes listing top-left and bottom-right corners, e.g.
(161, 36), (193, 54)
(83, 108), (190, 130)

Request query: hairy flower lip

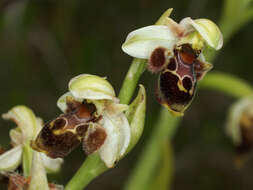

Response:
(55, 74), (132, 168)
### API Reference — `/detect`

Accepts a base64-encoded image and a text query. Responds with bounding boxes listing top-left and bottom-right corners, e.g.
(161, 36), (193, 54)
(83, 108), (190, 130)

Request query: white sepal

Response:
(122, 25), (178, 59)
(0, 145), (22, 171)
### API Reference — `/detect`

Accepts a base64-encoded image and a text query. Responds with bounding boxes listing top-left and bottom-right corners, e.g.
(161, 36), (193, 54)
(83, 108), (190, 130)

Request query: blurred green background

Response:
(0, 0), (253, 189)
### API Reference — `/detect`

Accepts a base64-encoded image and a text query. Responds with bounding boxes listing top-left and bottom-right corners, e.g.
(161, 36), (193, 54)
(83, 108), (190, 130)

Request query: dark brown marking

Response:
(167, 58), (176, 71)
(148, 47), (167, 73)
(83, 126), (107, 155)
(182, 77), (192, 91)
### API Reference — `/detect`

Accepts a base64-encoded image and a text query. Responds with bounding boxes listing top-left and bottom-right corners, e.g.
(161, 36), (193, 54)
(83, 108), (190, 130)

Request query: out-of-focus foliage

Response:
(0, 0), (253, 189)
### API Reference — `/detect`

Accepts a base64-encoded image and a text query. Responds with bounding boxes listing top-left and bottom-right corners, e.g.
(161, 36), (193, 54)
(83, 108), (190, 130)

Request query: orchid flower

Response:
(32, 74), (146, 168)
(0, 106), (64, 190)
(122, 8), (223, 116)
(0, 106), (63, 174)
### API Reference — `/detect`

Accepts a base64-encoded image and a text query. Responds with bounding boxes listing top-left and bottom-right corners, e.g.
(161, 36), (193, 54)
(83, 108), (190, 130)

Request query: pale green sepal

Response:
(2, 105), (37, 141)
(69, 74), (117, 101)
(40, 153), (64, 173)
(99, 112), (131, 168)
(226, 96), (253, 145)
(125, 85), (146, 154)
(28, 152), (50, 190)
(0, 145), (22, 171)
(180, 17), (223, 50)
(122, 25), (178, 59)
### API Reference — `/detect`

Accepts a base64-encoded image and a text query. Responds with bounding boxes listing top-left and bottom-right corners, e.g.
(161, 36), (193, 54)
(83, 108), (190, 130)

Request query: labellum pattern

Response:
(150, 44), (212, 115)
(31, 97), (107, 158)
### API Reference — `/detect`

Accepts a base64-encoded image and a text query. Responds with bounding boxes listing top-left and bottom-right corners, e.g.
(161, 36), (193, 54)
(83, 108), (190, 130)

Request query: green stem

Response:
(22, 141), (33, 177)
(65, 153), (107, 190)
(123, 109), (180, 190)
(118, 58), (146, 104)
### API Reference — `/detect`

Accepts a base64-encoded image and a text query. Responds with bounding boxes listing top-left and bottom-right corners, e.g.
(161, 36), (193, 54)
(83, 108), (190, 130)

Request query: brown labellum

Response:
(31, 98), (106, 158)
(156, 44), (211, 115)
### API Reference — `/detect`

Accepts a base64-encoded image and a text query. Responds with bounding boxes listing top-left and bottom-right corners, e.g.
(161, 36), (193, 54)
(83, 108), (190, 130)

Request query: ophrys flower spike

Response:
(122, 8), (223, 116)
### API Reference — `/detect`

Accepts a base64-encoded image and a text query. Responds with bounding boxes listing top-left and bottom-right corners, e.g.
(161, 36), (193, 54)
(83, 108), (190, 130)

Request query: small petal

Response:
(69, 74), (117, 101)
(99, 112), (130, 167)
(122, 25), (178, 59)
(0, 145), (22, 171)
(125, 85), (146, 154)
(2, 105), (37, 141)
(28, 152), (49, 190)
(83, 124), (107, 155)
(40, 153), (64, 173)
(180, 17), (223, 50)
